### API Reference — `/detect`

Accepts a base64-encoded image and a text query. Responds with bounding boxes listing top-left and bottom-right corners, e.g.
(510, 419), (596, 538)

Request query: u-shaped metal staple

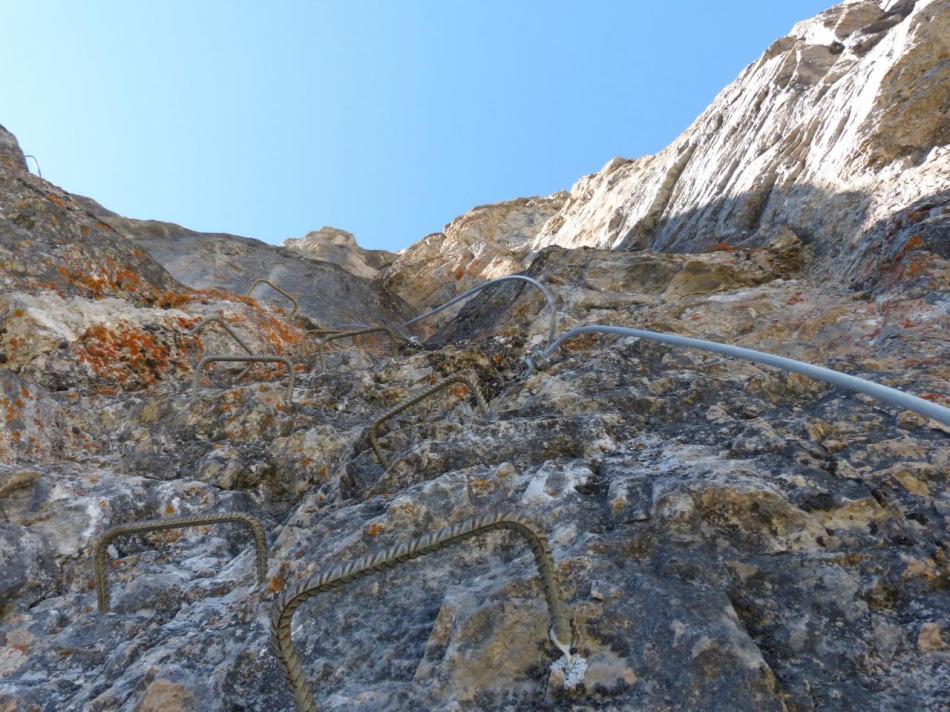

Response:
(94, 512), (267, 613)
(270, 511), (576, 712)
(315, 326), (406, 371)
(193, 355), (295, 406)
(368, 374), (488, 469)
(189, 316), (256, 381)
(247, 279), (300, 320)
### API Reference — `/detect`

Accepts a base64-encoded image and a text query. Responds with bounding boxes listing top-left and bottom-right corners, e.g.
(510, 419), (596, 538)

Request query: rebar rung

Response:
(95, 512), (268, 613)
(369, 374), (488, 469)
(270, 511), (575, 712)
(193, 355), (295, 406)
(247, 279), (300, 320)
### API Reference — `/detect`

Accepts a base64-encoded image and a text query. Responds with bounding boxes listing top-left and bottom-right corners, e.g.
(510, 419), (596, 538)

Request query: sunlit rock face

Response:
(532, 0), (949, 291)
(70, 195), (414, 329)
(1, 1), (948, 710)
(283, 227), (396, 280)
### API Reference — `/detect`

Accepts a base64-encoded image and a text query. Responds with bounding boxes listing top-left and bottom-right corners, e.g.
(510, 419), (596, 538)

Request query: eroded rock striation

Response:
(0, 1), (948, 710)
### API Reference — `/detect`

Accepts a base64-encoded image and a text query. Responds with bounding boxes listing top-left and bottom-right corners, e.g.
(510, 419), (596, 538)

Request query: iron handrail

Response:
(94, 512), (267, 613)
(270, 512), (575, 712)
(369, 374), (488, 469)
(247, 279), (300, 320)
(526, 324), (950, 426)
(193, 355), (295, 406)
(400, 275), (558, 348)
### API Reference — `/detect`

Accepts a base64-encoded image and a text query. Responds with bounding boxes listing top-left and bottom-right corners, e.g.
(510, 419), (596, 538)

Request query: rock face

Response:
(73, 196), (413, 329)
(283, 227), (396, 280)
(1, 1), (948, 711)
(532, 0), (949, 293)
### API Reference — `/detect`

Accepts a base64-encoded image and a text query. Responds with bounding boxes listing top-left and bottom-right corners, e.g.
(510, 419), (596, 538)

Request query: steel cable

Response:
(95, 512), (267, 613)
(270, 511), (575, 712)
(399, 275), (558, 348)
(526, 324), (950, 426)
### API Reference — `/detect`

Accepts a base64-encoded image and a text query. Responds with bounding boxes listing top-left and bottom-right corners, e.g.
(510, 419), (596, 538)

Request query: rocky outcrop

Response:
(377, 194), (567, 316)
(532, 0), (949, 294)
(283, 227), (396, 279)
(73, 196), (414, 328)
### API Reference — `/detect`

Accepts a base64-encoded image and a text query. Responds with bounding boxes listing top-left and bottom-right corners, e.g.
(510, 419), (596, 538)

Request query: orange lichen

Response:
(450, 383), (471, 399)
(156, 291), (193, 309)
(76, 321), (194, 388)
(365, 523), (385, 538)
(46, 194), (67, 209)
(897, 234), (925, 261)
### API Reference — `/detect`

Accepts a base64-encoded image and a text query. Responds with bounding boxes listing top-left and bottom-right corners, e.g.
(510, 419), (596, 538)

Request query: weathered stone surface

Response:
(0, 125), (26, 173)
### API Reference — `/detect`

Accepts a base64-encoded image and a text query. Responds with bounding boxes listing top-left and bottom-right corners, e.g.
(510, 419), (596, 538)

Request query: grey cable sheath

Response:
(527, 324), (950, 426)
(400, 275), (558, 347)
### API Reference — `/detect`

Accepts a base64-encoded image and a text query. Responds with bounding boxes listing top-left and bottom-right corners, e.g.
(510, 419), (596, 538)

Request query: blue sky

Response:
(1, 1), (832, 251)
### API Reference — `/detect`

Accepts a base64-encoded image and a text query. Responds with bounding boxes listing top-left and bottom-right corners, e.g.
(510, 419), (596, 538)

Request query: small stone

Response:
(133, 679), (195, 712)
(917, 623), (945, 653)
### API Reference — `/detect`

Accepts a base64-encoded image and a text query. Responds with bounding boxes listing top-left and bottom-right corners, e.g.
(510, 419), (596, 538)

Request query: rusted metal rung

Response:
(369, 373), (487, 470)
(247, 279), (299, 320)
(270, 511), (576, 712)
(95, 512), (268, 613)
(316, 326), (407, 371)
(189, 316), (256, 382)
(193, 355), (295, 406)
